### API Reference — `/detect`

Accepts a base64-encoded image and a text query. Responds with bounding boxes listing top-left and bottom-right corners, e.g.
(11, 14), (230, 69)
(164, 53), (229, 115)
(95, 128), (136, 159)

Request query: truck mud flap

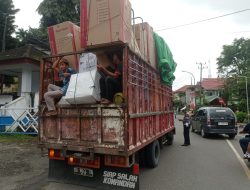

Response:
(48, 159), (139, 190)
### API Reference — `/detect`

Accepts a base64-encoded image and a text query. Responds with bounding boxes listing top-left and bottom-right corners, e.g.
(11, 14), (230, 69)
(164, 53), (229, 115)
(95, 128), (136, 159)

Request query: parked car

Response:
(191, 107), (237, 138)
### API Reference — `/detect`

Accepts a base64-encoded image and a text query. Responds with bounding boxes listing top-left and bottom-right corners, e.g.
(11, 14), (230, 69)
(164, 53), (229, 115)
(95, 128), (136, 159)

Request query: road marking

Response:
(226, 139), (250, 181)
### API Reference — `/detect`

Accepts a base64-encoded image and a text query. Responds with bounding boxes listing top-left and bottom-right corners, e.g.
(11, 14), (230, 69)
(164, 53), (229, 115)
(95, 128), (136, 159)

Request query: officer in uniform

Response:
(182, 112), (191, 146)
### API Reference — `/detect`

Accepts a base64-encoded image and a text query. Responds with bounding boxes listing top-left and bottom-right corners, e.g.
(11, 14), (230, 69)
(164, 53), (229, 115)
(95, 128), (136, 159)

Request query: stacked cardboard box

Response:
(134, 23), (148, 61)
(48, 21), (81, 71)
(134, 22), (157, 69)
(143, 22), (157, 69)
(80, 0), (132, 47)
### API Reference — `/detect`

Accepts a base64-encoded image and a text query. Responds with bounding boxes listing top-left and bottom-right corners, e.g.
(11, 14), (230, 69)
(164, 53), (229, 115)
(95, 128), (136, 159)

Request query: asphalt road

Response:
(16, 116), (250, 190)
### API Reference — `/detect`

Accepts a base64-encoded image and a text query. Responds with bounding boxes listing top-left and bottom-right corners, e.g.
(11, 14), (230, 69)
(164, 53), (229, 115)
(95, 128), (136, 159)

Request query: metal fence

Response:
(0, 107), (38, 134)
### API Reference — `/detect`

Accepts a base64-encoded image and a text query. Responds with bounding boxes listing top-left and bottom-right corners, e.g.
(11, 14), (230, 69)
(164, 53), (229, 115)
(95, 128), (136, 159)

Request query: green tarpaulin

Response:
(154, 32), (176, 86)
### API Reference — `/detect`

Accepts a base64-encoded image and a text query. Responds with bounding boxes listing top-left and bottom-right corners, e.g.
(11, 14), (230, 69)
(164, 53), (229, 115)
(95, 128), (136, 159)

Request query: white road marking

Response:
(226, 139), (250, 181)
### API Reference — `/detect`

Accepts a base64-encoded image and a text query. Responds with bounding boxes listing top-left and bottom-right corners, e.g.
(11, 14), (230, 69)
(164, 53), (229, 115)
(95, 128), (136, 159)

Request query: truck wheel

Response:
(139, 148), (147, 167)
(146, 140), (160, 168)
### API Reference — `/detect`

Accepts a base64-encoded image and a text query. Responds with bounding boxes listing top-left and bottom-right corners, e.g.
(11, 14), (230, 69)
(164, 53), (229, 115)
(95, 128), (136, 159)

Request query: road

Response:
(2, 116), (250, 190)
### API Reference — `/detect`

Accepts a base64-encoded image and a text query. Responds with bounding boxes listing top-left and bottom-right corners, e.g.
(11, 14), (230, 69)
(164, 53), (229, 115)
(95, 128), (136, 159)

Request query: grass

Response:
(0, 134), (38, 143)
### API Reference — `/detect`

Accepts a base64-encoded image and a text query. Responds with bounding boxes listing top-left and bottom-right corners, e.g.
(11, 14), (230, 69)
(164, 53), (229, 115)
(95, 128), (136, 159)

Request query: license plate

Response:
(74, 167), (94, 177)
(218, 122), (228, 125)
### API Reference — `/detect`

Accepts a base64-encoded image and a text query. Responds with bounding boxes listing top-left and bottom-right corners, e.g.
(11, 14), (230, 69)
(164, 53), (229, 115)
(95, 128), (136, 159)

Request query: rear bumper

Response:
(203, 127), (237, 135)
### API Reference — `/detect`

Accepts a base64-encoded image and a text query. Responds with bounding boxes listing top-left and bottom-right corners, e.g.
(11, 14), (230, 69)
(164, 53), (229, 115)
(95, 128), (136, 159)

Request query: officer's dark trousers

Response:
(183, 126), (190, 145)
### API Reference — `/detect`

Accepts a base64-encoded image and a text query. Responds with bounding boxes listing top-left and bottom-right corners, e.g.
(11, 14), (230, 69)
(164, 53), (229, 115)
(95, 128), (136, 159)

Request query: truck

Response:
(38, 43), (175, 190)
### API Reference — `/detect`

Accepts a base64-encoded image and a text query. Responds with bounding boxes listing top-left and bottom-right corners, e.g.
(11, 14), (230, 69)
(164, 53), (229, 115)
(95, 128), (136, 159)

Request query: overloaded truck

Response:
(38, 0), (176, 190)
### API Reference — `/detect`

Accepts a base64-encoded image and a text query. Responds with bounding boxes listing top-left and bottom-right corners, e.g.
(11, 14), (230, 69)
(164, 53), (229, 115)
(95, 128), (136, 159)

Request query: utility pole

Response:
(2, 14), (8, 52)
(197, 62), (207, 105)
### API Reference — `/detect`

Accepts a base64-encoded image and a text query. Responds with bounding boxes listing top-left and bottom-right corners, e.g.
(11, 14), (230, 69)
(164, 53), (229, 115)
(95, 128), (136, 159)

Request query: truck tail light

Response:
(67, 156), (100, 169)
(133, 163), (140, 175)
(48, 149), (65, 160)
(104, 155), (128, 168)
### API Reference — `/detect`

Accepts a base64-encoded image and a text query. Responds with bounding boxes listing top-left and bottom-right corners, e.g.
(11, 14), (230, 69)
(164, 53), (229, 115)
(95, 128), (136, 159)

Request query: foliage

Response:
(217, 38), (250, 77)
(217, 38), (250, 111)
(16, 27), (49, 50)
(14, 0), (81, 49)
(236, 111), (247, 123)
(0, 0), (19, 50)
(37, 0), (80, 28)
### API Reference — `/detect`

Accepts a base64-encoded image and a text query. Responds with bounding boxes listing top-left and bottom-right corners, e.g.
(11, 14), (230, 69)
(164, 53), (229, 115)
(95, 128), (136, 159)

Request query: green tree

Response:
(16, 27), (49, 50)
(15, 0), (80, 49)
(217, 38), (250, 77)
(37, 0), (80, 28)
(0, 0), (19, 50)
(217, 38), (250, 111)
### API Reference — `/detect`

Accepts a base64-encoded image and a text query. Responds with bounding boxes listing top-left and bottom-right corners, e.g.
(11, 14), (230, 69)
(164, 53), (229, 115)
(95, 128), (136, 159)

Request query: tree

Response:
(217, 38), (250, 77)
(16, 27), (50, 50)
(0, 0), (19, 50)
(217, 38), (250, 112)
(37, 0), (80, 28)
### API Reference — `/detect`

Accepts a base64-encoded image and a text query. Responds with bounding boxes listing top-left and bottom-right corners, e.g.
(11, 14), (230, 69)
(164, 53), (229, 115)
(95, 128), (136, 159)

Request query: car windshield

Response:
(209, 108), (234, 118)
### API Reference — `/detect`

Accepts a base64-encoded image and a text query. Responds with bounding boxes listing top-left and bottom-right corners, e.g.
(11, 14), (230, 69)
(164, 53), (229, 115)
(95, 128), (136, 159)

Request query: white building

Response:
(0, 44), (48, 108)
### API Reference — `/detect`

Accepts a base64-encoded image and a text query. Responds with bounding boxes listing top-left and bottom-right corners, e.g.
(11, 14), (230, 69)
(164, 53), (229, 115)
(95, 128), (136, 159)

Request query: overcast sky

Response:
(13, 0), (250, 90)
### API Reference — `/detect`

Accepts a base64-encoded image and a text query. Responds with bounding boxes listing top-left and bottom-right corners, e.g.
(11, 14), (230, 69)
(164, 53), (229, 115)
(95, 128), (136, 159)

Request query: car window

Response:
(197, 110), (205, 116)
(209, 108), (234, 118)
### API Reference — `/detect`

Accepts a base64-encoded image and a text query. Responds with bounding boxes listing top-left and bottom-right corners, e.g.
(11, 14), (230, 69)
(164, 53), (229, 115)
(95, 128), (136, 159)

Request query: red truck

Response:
(38, 43), (175, 190)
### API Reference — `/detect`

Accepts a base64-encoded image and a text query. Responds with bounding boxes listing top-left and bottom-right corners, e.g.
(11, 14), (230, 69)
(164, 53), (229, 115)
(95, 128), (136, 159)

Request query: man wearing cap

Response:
(44, 57), (76, 116)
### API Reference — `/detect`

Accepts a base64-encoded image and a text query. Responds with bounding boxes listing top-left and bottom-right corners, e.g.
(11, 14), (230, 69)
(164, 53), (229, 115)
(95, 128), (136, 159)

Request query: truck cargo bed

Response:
(39, 45), (174, 157)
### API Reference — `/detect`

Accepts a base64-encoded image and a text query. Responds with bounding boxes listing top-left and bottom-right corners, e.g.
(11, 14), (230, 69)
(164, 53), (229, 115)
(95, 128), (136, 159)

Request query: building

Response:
(174, 78), (225, 110)
(0, 44), (48, 107)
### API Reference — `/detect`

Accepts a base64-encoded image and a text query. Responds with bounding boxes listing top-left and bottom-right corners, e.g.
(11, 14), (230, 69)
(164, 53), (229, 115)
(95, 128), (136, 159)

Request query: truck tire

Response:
(139, 148), (147, 167)
(146, 140), (160, 168)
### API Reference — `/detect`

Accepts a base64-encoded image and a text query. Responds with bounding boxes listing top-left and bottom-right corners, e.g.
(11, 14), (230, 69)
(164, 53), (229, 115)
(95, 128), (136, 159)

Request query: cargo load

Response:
(48, 21), (81, 72)
(65, 53), (101, 104)
(133, 23), (148, 61)
(154, 32), (176, 85)
(80, 0), (132, 47)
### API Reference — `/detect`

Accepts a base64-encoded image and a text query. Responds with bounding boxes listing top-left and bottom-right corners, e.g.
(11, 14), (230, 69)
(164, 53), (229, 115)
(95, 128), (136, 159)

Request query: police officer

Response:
(182, 112), (191, 146)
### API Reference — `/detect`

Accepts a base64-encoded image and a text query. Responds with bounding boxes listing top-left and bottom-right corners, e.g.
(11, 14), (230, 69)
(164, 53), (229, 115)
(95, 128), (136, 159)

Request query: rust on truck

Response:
(38, 44), (174, 157)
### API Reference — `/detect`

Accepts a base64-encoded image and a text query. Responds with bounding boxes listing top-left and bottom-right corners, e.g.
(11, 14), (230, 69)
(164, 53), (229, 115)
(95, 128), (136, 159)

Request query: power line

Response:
(156, 9), (250, 32)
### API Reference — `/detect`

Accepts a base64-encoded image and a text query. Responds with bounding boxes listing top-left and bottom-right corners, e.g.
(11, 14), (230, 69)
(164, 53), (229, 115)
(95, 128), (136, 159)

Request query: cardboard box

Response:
(48, 21), (81, 70)
(134, 23), (148, 61)
(80, 0), (132, 47)
(143, 22), (157, 69)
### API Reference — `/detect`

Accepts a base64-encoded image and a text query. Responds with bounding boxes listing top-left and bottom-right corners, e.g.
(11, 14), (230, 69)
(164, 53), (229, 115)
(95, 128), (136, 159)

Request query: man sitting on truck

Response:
(97, 52), (123, 104)
(44, 57), (76, 116)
